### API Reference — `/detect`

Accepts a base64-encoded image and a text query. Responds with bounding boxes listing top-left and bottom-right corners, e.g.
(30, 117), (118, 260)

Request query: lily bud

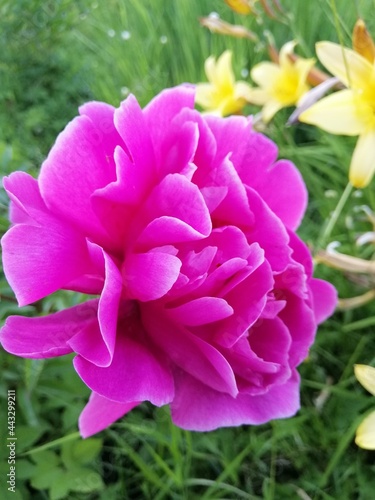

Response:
(352, 18), (375, 63)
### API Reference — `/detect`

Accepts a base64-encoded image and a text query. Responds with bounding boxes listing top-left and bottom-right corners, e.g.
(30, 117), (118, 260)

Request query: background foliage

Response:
(1, 0), (375, 498)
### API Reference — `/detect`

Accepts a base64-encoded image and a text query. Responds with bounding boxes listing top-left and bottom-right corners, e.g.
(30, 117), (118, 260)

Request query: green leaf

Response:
(49, 472), (71, 500)
(31, 465), (65, 490)
(66, 467), (104, 493)
(14, 459), (37, 480)
(14, 425), (46, 453)
(72, 438), (103, 465)
(30, 450), (59, 466)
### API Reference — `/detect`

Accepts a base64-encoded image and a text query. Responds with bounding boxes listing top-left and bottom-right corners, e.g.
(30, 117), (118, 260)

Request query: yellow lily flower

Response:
(354, 364), (375, 449)
(195, 51), (253, 116)
(299, 41), (375, 188)
(224, 0), (257, 15)
(248, 41), (315, 123)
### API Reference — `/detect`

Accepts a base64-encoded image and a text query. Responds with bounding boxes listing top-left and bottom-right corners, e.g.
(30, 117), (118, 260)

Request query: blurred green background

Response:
(1, 0), (375, 498)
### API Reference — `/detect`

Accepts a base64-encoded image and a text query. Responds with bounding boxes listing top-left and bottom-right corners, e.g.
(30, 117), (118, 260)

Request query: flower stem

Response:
(317, 182), (353, 250)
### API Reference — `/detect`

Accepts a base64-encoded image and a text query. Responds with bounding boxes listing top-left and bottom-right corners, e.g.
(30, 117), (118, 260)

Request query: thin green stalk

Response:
(18, 432), (80, 457)
(317, 182), (353, 249)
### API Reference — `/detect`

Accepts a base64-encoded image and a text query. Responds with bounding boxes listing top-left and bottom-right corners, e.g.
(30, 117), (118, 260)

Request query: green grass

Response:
(1, 0), (375, 498)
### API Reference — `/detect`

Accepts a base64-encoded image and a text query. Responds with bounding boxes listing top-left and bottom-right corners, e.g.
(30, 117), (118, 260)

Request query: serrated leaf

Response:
(31, 465), (65, 490)
(49, 472), (71, 500)
(14, 459), (37, 480)
(30, 450), (59, 466)
(66, 467), (104, 493)
(72, 438), (102, 465)
(14, 426), (46, 453)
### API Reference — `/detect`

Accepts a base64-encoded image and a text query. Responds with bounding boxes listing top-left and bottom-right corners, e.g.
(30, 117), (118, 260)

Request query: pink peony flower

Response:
(0, 85), (336, 437)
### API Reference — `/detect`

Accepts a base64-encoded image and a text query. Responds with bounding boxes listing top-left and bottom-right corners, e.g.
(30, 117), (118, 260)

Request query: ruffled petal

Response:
(250, 159), (307, 230)
(167, 297), (234, 326)
(39, 115), (116, 244)
(74, 334), (174, 406)
(246, 187), (292, 271)
(114, 94), (156, 184)
(122, 251), (181, 301)
(0, 300), (98, 358)
(142, 310), (238, 397)
(79, 392), (140, 438)
(144, 85), (195, 148)
(1, 222), (94, 306)
(309, 278), (337, 324)
(171, 370), (300, 431)
(69, 251), (122, 366)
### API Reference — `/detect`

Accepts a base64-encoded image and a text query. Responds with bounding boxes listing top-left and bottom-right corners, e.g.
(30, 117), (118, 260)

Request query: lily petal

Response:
(251, 62), (279, 88)
(349, 127), (375, 188)
(262, 100), (283, 123)
(299, 89), (371, 135)
(355, 410), (375, 449)
(354, 364), (375, 396)
(316, 41), (373, 89)
(216, 50), (235, 90)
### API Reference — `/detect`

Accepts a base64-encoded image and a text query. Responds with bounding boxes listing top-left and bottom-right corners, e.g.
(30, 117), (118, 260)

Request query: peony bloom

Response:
(354, 364), (375, 449)
(299, 32), (375, 188)
(0, 85), (336, 437)
(249, 41), (315, 123)
(195, 51), (253, 116)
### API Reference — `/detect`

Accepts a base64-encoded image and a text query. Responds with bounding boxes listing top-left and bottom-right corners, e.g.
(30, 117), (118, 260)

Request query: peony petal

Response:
(278, 291), (316, 367)
(309, 278), (337, 324)
(171, 370), (300, 431)
(1, 300), (98, 358)
(355, 410), (375, 450)
(135, 173), (212, 245)
(79, 392), (140, 438)
(74, 334), (174, 406)
(299, 89), (371, 135)
(79, 101), (124, 161)
(153, 119), (199, 178)
(246, 186), (292, 271)
(122, 251), (181, 301)
(213, 260), (273, 347)
(142, 310), (238, 397)
(250, 159), (307, 230)
(354, 364), (375, 396)
(349, 127), (375, 188)
(68, 251), (122, 366)
(39, 115), (116, 243)
(114, 94), (156, 183)
(1, 223), (94, 306)
(316, 41), (373, 89)
(138, 216), (210, 247)
(287, 230), (313, 277)
(167, 297), (234, 326)
(144, 85), (195, 148)
(209, 156), (252, 226)
(4, 172), (47, 225)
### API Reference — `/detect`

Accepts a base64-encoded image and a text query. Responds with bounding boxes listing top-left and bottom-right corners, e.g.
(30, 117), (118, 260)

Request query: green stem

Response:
(317, 182), (353, 250)
(18, 432), (80, 457)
